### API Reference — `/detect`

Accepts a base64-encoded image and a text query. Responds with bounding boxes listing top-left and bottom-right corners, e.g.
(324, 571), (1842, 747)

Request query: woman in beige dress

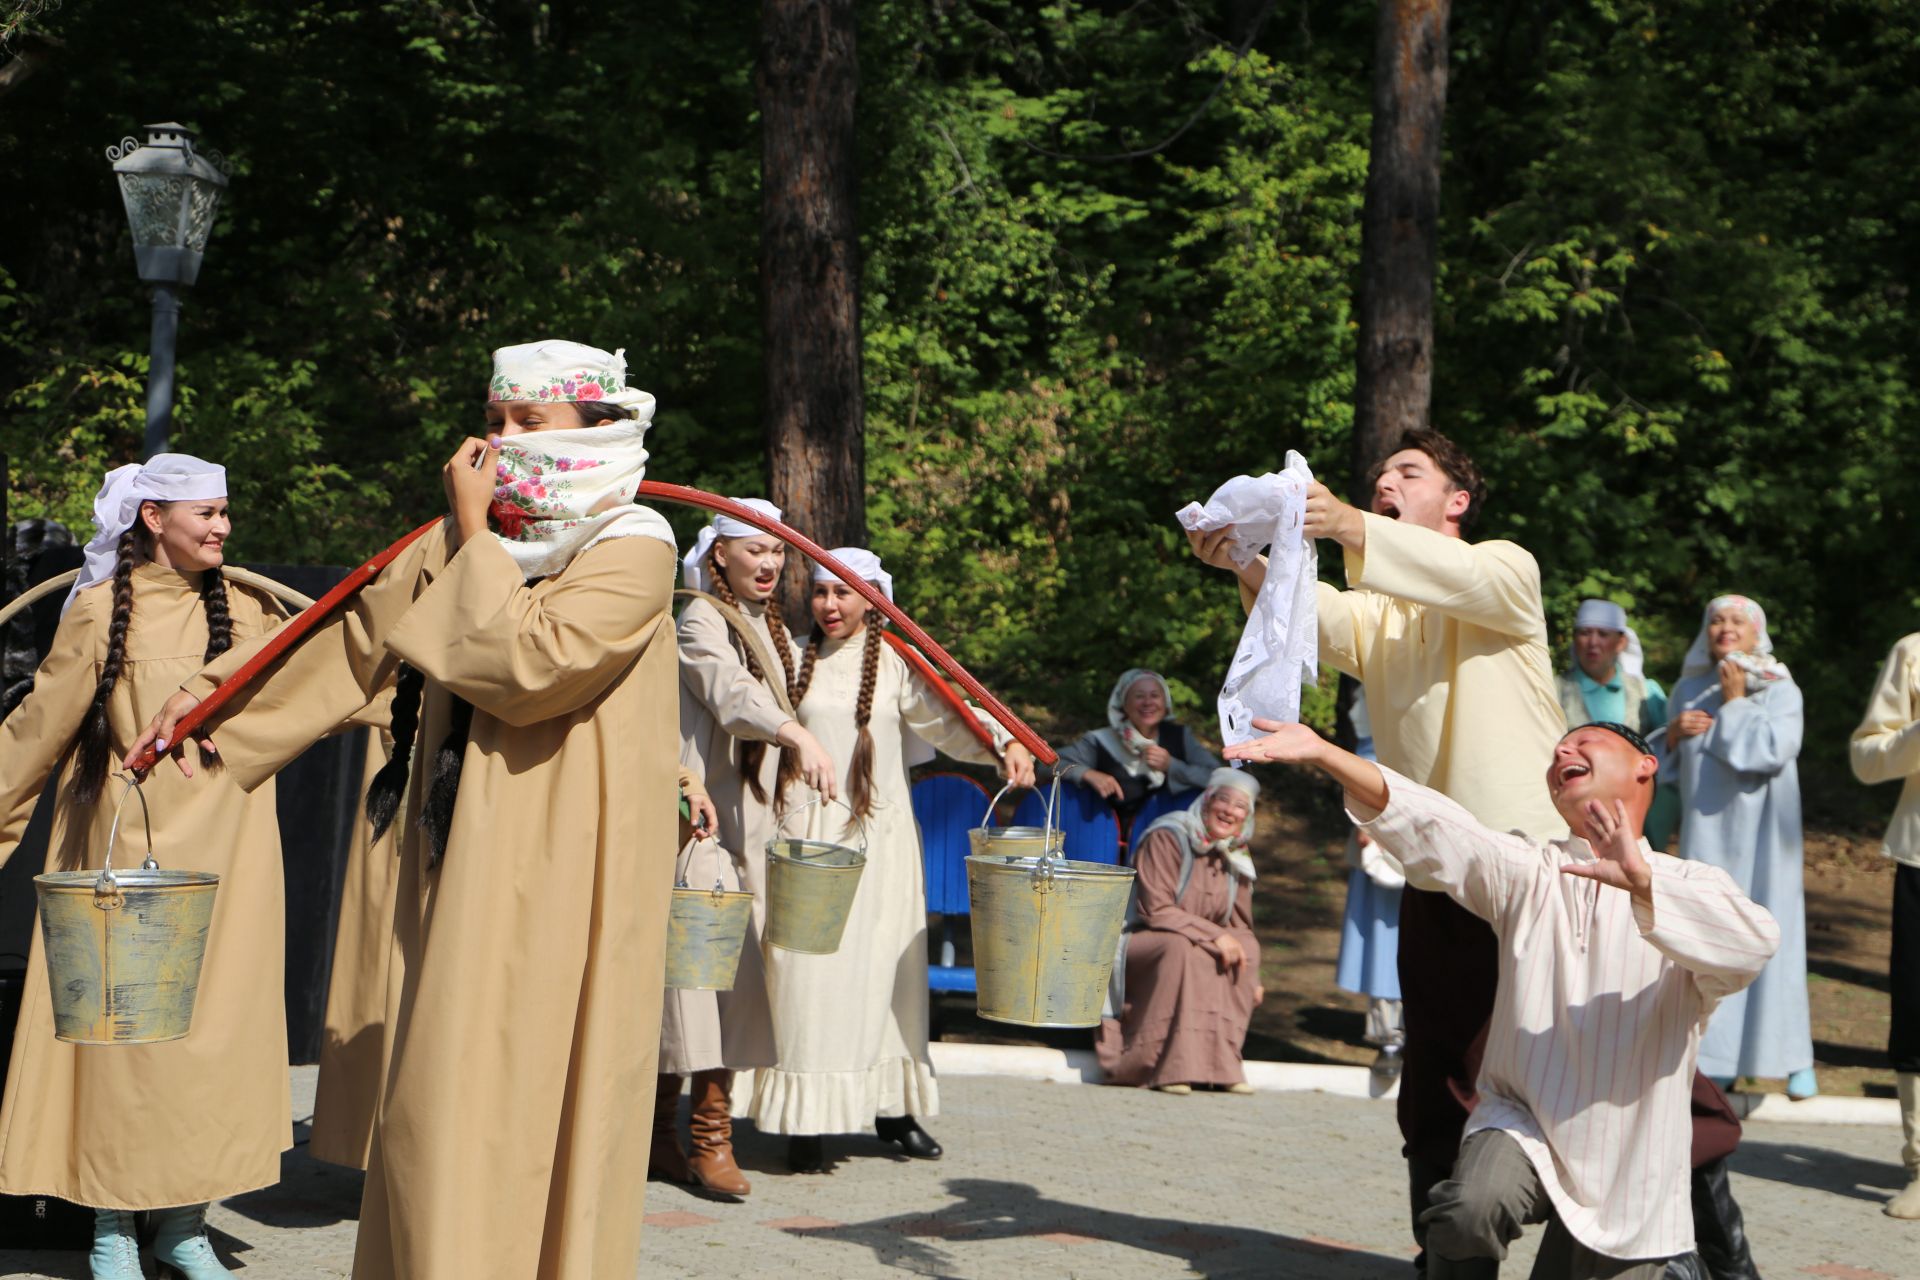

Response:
(657, 501), (836, 1198)
(132, 340), (685, 1280)
(733, 549), (1035, 1172)
(0, 455), (287, 1279)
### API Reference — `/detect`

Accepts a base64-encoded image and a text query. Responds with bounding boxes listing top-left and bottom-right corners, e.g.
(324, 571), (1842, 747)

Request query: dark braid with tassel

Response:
(365, 664), (425, 841)
(68, 531), (139, 805)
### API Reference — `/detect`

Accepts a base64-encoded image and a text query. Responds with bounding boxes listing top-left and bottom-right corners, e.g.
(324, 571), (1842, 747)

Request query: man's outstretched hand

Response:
(1560, 798), (1653, 903)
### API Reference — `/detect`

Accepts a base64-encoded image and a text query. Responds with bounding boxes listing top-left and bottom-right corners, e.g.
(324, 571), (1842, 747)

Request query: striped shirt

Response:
(1356, 769), (1780, 1260)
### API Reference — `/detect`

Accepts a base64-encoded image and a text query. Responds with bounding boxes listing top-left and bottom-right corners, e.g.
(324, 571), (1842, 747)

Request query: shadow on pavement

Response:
(766, 1176), (1412, 1278)
(222, 1120), (366, 1232)
(1732, 1140), (1907, 1203)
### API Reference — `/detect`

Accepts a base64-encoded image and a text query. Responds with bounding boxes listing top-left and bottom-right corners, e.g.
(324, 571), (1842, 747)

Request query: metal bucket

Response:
(33, 780), (220, 1045)
(764, 797), (867, 955)
(966, 780), (1135, 1028)
(665, 837), (755, 991)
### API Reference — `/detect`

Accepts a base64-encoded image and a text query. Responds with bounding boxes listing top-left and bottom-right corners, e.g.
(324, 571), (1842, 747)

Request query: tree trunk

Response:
(1350, 0), (1449, 505)
(1341, 0), (1448, 747)
(760, 0), (865, 621)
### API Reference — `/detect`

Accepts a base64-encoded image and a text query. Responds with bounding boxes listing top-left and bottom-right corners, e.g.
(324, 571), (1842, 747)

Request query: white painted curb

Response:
(928, 1042), (1900, 1126)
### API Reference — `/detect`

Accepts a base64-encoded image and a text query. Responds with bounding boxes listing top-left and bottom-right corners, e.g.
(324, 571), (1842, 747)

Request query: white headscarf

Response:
(1571, 598), (1645, 680)
(1680, 594), (1791, 689)
(811, 547), (893, 601)
(1096, 668), (1174, 788)
(63, 454), (227, 615)
(682, 498), (783, 592)
(485, 341), (676, 578)
(1143, 766), (1260, 893)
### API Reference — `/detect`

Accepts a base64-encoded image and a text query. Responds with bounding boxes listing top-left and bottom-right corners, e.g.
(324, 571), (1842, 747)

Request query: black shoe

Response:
(875, 1115), (943, 1159)
(786, 1135), (827, 1173)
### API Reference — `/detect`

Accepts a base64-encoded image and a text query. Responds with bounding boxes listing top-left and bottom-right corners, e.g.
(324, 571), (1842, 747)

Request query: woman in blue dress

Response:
(1666, 594), (1816, 1098)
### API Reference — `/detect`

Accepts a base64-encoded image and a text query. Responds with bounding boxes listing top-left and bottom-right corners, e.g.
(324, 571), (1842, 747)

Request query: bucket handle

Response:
(674, 835), (733, 897)
(774, 792), (868, 857)
(977, 777), (1063, 891)
(96, 775), (159, 909)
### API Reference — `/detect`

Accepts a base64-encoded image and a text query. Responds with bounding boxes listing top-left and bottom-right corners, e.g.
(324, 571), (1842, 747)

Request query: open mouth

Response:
(1555, 761), (1591, 786)
(1378, 502), (1400, 520)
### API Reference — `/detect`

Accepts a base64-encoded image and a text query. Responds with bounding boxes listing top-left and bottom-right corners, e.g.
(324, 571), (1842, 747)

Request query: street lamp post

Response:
(106, 122), (230, 459)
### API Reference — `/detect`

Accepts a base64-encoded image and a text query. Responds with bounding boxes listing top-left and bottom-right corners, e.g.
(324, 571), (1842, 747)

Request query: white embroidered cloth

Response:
(1176, 452), (1318, 746)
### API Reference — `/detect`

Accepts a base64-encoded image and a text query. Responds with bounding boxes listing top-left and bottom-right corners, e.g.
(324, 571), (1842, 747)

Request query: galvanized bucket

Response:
(967, 779), (1135, 1028)
(665, 837), (755, 991)
(33, 779), (220, 1045)
(764, 797), (867, 955)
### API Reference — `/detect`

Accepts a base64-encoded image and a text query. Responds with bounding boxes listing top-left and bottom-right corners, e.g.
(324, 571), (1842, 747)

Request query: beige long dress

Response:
(183, 523), (679, 1280)
(0, 564), (291, 1209)
(733, 631), (1006, 1135)
(307, 720), (400, 1171)
(663, 595), (793, 1074)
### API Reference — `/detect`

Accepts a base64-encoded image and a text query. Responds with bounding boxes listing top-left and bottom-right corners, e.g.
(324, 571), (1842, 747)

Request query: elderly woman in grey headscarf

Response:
(1096, 768), (1264, 1095)
(1049, 669), (1219, 825)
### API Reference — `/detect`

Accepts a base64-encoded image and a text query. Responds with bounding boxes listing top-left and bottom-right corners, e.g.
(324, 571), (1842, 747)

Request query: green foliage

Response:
(2, 0), (1916, 820)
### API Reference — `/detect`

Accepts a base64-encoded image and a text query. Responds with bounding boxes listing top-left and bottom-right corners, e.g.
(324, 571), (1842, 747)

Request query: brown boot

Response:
(649, 1073), (692, 1184)
(687, 1069), (751, 1197)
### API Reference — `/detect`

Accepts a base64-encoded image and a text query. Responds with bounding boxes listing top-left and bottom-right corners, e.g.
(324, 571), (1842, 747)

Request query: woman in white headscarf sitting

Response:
(1049, 668), (1220, 828)
(1097, 768), (1264, 1095)
(0, 454), (294, 1278)
(1666, 593), (1817, 1099)
(131, 340), (686, 1279)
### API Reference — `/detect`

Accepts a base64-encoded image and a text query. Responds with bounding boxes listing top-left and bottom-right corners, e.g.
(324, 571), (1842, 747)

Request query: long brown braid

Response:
(707, 545), (800, 804)
(69, 521), (236, 804)
(785, 616), (882, 820)
(69, 531), (139, 805)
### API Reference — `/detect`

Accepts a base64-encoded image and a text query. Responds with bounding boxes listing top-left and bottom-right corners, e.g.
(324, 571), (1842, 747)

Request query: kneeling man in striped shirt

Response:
(1229, 719), (1780, 1278)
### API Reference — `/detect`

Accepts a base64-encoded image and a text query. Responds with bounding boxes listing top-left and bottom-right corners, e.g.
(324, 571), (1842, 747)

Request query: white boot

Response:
(1889, 1072), (1920, 1220)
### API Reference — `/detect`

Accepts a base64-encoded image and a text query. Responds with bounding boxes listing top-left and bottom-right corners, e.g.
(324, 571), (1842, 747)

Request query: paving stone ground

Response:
(1, 1066), (1912, 1279)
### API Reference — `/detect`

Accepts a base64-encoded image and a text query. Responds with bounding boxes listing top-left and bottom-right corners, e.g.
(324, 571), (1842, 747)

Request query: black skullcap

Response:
(1563, 721), (1653, 757)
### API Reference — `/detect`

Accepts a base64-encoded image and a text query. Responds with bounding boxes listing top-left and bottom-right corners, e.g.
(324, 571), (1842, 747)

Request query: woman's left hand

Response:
(443, 437), (498, 549)
(686, 791), (719, 835)
(1001, 743), (1036, 789)
(1140, 743), (1172, 771)
(1717, 658), (1746, 703)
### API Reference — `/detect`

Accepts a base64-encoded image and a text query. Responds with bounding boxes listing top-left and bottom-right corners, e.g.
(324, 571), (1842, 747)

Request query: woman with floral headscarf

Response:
(132, 340), (684, 1279)
(1050, 669), (1220, 827)
(1667, 594), (1816, 1098)
(1097, 768), (1264, 1094)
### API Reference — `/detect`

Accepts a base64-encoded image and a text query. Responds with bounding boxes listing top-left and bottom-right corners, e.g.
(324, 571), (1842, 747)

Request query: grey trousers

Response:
(1423, 1129), (1672, 1280)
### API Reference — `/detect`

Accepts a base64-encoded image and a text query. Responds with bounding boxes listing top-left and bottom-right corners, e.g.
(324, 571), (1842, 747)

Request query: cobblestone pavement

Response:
(2, 1067), (1912, 1278)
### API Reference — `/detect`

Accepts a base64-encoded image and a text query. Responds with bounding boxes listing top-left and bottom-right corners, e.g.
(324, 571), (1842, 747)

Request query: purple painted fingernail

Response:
(155, 738), (168, 752)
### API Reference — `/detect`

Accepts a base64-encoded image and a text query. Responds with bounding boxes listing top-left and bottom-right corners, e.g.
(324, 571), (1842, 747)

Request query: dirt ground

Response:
(938, 771), (1902, 1101)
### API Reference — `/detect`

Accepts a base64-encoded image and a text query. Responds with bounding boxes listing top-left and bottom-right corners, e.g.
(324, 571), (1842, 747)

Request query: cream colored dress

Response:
(183, 523), (679, 1280)
(733, 631), (1006, 1135)
(663, 595), (795, 1074)
(0, 564), (291, 1209)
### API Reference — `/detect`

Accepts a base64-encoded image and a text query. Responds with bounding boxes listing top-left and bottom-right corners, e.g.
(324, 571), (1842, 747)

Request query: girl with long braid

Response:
(130, 341), (685, 1280)
(656, 500), (837, 1198)
(734, 549), (1035, 1173)
(0, 455), (288, 1279)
